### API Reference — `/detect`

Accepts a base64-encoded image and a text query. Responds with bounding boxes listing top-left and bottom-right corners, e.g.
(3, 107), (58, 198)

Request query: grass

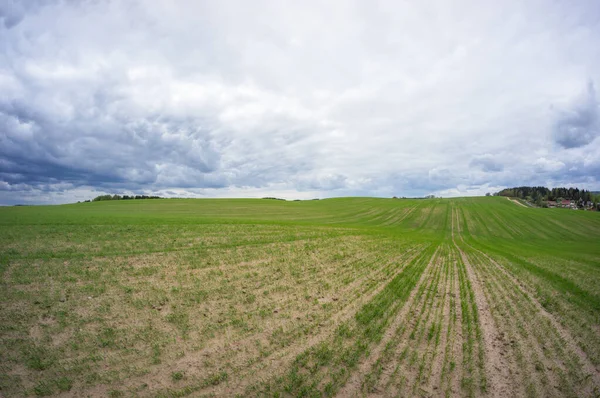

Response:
(0, 197), (599, 397)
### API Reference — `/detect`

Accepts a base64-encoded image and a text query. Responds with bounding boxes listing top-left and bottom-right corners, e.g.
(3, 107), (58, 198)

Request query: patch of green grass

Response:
(171, 371), (185, 381)
(24, 346), (56, 371)
(33, 381), (54, 396)
(55, 377), (73, 392)
(166, 309), (190, 336)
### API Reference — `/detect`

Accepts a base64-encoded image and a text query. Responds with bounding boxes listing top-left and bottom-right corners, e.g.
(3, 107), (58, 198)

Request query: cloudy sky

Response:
(1, 0), (600, 205)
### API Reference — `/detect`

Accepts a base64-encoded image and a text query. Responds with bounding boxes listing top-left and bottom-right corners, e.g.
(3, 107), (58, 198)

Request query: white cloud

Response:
(1, 0), (600, 204)
(534, 157), (565, 173)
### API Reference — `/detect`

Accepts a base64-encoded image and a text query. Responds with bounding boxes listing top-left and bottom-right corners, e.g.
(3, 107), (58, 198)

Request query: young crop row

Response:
(457, 205), (600, 370)
(245, 243), (439, 396)
(1, 226), (433, 397)
(0, 230), (411, 397)
(2, 197), (599, 397)
(453, 206), (600, 397)
(464, 247), (599, 397)
(152, 239), (427, 397)
(349, 243), (457, 396)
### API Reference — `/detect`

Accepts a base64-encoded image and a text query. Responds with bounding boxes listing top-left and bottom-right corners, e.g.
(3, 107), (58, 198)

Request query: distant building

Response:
(547, 201), (557, 208)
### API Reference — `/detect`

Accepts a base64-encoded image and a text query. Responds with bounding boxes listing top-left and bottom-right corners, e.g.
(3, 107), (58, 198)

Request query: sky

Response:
(1, 0), (600, 205)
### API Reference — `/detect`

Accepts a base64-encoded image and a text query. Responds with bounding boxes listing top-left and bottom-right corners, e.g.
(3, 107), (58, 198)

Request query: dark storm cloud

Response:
(553, 82), (599, 149)
(0, 1), (26, 28)
(0, 96), (223, 192)
(0, 0), (50, 28)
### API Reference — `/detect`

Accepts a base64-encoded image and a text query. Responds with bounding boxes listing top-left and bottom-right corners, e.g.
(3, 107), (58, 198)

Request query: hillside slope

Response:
(0, 197), (599, 397)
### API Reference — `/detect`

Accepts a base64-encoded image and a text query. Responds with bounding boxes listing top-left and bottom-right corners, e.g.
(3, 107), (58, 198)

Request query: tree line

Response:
(83, 194), (163, 202)
(494, 186), (599, 209)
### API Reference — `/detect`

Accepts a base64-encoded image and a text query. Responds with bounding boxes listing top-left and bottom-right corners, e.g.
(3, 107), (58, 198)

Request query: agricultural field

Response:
(1, 197), (599, 397)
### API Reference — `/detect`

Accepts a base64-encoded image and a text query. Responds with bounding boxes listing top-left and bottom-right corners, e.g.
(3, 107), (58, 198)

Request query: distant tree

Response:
(498, 186), (588, 202)
(535, 196), (543, 207)
(91, 194), (162, 202)
(92, 195), (112, 202)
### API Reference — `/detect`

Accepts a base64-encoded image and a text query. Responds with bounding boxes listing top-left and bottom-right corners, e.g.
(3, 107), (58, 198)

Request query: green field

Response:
(1, 197), (599, 397)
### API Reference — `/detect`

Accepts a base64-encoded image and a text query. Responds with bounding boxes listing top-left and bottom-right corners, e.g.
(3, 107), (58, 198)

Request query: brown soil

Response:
(208, 248), (427, 397)
(70, 246), (425, 398)
(427, 256), (454, 393)
(452, 207), (517, 398)
(448, 254), (465, 396)
(506, 197), (528, 208)
(467, 245), (600, 393)
(378, 251), (449, 397)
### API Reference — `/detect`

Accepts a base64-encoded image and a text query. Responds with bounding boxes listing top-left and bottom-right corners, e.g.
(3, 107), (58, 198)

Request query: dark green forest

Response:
(495, 186), (599, 209)
(83, 194), (163, 203)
